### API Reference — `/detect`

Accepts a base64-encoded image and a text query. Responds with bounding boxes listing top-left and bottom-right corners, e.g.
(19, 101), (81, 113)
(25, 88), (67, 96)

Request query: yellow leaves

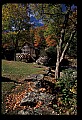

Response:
(70, 87), (76, 94)
(2, 3), (29, 31)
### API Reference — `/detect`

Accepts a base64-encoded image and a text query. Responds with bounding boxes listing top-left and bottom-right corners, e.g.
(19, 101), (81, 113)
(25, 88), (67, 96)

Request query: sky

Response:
(11, 4), (77, 30)
(30, 16), (44, 27)
(29, 4), (77, 27)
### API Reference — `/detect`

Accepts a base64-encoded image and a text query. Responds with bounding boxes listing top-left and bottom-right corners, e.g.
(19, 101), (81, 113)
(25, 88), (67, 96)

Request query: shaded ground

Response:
(1, 70), (77, 115)
(1, 59), (77, 115)
(2, 75), (57, 115)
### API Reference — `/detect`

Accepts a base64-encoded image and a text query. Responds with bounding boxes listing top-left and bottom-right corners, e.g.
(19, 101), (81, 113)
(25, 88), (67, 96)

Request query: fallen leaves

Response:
(5, 87), (28, 112)
(39, 88), (46, 92)
(34, 101), (43, 109)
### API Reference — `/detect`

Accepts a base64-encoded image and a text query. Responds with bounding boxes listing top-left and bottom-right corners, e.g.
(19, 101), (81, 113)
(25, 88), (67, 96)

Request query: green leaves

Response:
(53, 68), (77, 115)
(2, 30), (31, 49)
(2, 3), (30, 31)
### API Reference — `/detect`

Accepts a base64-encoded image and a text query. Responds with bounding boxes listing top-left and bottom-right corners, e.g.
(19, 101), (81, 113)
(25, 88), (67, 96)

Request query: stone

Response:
(36, 74), (44, 81)
(20, 91), (55, 107)
(35, 81), (42, 88)
(18, 108), (34, 115)
(36, 56), (48, 65)
(18, 104), (56, 115)
(18, 110), (28, 115)
(20, 92), (37, 106)
(24, 74), (37, 82)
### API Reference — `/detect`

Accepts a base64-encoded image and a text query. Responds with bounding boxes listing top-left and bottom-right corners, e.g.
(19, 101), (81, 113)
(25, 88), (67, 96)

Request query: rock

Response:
(18, 108), (34, 115)
(18, 110), (28, 115)
(20, 92), (37, 106)
(38, 105), (56, 115)
(36, 74), (44, 81)
(24, 74), (37, 82)
(43, 67), (51, 76)
(36, 56), (48, 65)
(20, 91), (55, 107)
(18, 105), (56, 115)
(35, 81), (42, 88)
(38, 92), (55, 105)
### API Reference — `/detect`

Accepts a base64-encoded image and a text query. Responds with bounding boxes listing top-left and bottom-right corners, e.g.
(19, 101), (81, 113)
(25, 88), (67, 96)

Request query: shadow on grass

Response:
(1, 76), (22, 84)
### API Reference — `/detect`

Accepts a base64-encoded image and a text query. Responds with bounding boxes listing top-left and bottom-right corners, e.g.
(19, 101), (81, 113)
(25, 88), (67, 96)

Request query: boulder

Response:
(18, 105), (56, 115)
(36, 56), (48, 65)
(24, 74), (37, 82)
(20, 92), (37, 106)
(20, 91), (55, 107)
(36, 74), (44, 81)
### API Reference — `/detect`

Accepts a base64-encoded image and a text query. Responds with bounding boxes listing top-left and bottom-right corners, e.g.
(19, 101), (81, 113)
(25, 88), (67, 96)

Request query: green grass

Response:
(1, 59), (45, 114)
(2, 82), (15, 93)
(2, 60), (45, 81)
(1, 82), (16, 114)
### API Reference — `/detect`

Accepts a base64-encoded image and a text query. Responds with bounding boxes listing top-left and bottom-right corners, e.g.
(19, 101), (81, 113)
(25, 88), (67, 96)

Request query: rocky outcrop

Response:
(17, 72), (57, 115)
(20, 92), (55, 106)
(36, 56), (48, 65)
(18, 105), (56, 115)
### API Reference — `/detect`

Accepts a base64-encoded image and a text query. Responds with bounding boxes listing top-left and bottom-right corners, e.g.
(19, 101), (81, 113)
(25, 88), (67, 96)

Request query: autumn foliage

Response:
(46, 35), (57, 47)
(33, 26), (57, 48)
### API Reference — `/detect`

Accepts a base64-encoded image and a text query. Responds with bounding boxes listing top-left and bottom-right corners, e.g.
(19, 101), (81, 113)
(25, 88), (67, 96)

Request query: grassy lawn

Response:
(2, 60), (45, 81)
(1, 59), (45, 114)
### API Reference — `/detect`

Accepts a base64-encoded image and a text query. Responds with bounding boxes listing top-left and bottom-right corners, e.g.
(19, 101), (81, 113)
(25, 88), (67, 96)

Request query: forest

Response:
(1, 3), (77, 115)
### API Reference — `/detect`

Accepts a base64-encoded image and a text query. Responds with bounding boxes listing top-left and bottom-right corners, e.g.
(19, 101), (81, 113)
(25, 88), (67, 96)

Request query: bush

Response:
(45, 46), (57, 66)
(53, 68), (77, 115)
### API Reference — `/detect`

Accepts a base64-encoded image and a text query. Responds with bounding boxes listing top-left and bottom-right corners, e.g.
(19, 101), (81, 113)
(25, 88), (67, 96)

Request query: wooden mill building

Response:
(16, 42), (36, 62)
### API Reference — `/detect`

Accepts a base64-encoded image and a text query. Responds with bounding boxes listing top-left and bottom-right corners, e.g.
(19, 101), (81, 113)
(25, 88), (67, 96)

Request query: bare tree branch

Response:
(69, 17), (77, 26)
(60, 30), (76, 63)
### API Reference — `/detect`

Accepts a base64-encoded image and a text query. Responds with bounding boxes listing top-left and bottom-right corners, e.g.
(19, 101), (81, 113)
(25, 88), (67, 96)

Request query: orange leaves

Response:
(3, 43), (9, 48)
(33, 25), (57, 48)
(34, 101), (43, 109)
(34, 34), (41, 47)
(39, 88), (46, 92)
(5, 89), (27, 112)
(46, 35), (57, 47)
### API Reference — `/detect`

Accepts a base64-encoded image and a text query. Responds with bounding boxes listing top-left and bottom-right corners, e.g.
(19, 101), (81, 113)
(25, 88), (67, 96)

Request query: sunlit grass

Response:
(2, 60), (45, 81)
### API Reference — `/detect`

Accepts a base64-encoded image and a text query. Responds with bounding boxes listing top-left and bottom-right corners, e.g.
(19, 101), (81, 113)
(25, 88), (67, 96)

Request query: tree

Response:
(30, 3), (77, 79)
(2, 3), (31, 60)
(2, 3), (30, 31)
(33, 26), (46, 48)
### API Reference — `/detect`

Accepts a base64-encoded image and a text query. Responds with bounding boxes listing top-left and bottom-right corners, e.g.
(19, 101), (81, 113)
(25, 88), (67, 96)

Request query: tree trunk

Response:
(55, 6), (72, 79)
(60, 30), (76, 63)
(55, 30), (76, 79)
(55, 28), (65, 79)
(55, 45), (60, 79)
(14, 49), (16, 61)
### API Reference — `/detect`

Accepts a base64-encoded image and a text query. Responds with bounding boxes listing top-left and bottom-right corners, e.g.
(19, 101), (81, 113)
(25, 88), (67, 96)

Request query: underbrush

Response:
(1, 82), (16, 114)
(52, 68), (77, 115)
